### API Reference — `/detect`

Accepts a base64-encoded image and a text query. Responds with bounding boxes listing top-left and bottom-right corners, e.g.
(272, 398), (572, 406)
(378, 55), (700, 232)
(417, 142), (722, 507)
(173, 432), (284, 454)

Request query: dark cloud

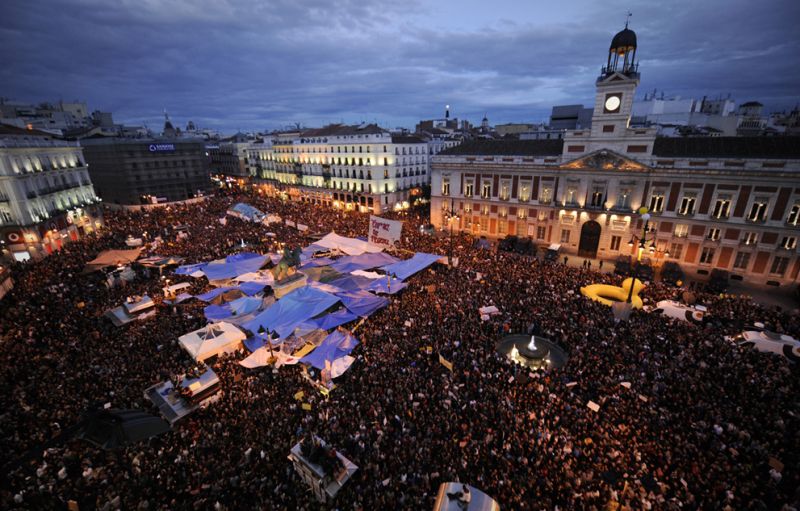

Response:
(1, 0), (798, 132)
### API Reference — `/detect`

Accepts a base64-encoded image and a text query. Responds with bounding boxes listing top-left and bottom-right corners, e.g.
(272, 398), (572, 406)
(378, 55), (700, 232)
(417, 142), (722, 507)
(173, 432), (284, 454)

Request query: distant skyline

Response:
(2, 0), (799, 133)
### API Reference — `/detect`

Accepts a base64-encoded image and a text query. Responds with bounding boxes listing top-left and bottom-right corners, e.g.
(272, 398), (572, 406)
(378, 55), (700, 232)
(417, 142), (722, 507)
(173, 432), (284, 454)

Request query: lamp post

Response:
(626, 207), (655, 303)
(444, 202), (459, 264)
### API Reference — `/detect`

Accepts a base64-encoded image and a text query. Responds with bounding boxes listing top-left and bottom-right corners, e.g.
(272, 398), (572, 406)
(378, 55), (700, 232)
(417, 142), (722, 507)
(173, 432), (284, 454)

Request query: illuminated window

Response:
(519, 184), (530, 202)
(712, 197), (731, 219)
(540, 186), (552, 204)
(747, 199), (768, 222)
(649, 193), (664, 213)
(679, 196), (696, 216)
(787, 204), (800, 225)
(442, 178), (450, 196)
(464, 181), (474, 197)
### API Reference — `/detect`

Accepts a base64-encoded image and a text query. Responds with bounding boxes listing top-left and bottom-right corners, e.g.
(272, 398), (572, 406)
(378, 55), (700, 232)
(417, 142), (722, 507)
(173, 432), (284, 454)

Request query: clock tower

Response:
(562, 22), (656, 158)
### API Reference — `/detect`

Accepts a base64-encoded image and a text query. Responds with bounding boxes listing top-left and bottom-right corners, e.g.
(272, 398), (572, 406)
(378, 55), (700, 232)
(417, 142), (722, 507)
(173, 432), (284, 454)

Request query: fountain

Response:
(497, 334), (567, 369)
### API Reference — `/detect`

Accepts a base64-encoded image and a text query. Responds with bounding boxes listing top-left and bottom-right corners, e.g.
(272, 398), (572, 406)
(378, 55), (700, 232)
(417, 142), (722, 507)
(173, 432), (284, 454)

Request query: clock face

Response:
(604, 95), (621, 112)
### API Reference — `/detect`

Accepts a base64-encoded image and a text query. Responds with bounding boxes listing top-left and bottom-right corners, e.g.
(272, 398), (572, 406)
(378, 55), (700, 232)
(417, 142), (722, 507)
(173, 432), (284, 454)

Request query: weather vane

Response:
(625, 11), (632, 28)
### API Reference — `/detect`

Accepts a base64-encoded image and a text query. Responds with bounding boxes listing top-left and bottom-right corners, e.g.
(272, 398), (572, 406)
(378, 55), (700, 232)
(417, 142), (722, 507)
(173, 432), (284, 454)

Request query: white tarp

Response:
(240, 346), (302, 369)
(234, 271), (275, 286)
(330, 355), (355, 378)
(179, 322), (246, 362)
(368, 216), (403, 248)
(351, 270), (383, 279)
(315, 232), (383, 256)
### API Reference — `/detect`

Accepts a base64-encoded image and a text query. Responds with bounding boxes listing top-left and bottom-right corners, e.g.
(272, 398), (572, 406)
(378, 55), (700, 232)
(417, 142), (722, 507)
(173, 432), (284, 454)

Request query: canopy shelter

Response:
(175, 252), (268, 282)
(314, 232), (384, 256)
(328, 274), (374, 292)
(366, 278), (407, 295)
(381, 252), (442, 280)
(336, 289), (389, 318)
(242, 286), (340, 339)
(138, 255), (184, 268)
(104, 295), (156, 327)
(85, 248), (143, 271)
(204, 296), (263, 322)
(227, 202), (265, 222)
(300, 330), (359, 372)
(178, 322), (246, 361)
(301, 265), (341, 283)
(329, 252), (399, 273)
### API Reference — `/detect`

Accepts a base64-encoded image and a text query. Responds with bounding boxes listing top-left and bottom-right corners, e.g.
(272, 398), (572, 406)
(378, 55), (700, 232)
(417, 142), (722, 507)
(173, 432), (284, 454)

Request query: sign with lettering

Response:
(148, 143), (175, 152)
(368, 215), (402, 247)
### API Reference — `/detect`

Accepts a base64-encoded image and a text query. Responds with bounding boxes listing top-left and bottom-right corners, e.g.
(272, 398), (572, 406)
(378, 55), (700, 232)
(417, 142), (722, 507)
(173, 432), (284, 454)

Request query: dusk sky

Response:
(2, 0), (799, 133)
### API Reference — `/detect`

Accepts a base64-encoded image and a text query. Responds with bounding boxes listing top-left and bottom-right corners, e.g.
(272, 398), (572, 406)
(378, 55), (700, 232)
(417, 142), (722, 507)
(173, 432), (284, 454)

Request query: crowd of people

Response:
(1, 187), (798, 510)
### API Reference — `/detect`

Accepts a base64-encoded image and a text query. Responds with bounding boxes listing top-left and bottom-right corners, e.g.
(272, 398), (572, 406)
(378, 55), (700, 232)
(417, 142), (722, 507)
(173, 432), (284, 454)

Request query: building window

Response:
(480, 217), (489, 231)
(747, 199), (767, 222)
(610, 235), (621, 251)
(649, 193), (664, 213)
(615, 188), (631, 209)
(481, 204), (490, 215)
(498, 220), (507, 234)
(519, 184), (530, 202)
(733, 251), (750, 270)
(590, 189), (605, 208)
(679, 196), (696, 216)
(674, 224), (689, 238)
(560, 229), (571, 243)
(770, 256), (789, 276)
(780, 236), (797, 250)
(499, 180), (510, 200)
(742, 232), (758, 245)
(565, 186), (578, 206)
(712, 197), (731, 219)
(699, 247), (715, 265)
(537, 226), (546, 240)
(464, 181), (474, 197)
(464, 215), (472, 229)
(442, 178), (450, 196)
(516, 221), (526, 236)
(540, 186), (552, 204)
(787, 203), (800, 225)
(481, 181), (492, 199)
(669, 243), (683, 260)
(517, 208), (526, 220)
(707, 228), (721, 241)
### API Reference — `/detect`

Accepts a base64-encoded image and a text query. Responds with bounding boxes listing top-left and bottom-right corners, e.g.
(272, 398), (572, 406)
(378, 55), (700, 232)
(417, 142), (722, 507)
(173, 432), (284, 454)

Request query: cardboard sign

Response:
(368, 215), (403, 247)
(301, 403), (312, 411)
(587, 401), (600, 412)
(439, 354), (453, 372)
(293, 391), (305, 401)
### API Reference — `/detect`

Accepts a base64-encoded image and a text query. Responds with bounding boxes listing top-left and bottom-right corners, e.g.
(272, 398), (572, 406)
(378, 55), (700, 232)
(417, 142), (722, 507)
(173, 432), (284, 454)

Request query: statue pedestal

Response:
(273, 272), (308, 299)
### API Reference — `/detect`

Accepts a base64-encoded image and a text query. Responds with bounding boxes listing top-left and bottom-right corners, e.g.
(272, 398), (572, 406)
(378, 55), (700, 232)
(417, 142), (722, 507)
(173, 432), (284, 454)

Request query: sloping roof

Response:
(391, 135), (426, 144)
(0, 123), (56, 138)
(301, 123), (387, 138)
(652, 136), (800, 159)
(439, 139), (564, 156)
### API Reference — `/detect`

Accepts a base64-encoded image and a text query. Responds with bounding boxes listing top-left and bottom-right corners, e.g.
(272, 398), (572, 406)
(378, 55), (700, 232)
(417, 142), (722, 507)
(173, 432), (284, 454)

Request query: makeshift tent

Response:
(314, 308), (359, 330)
(380, 252), (442, 280)
(302, 266), (341, 283)
(227, 202), (265, 222)
(202, 253), (268, 281)
(195, 287), (242, 302)
(328, 274), (374, 292)
(178, 322), (246, 361)
(366, 278), (407, 295)
(300, 330), (359, 370)
(336, 289), (389, 318)
(314, 232), (383, 256)
(301, 257), (336, 268)
(234, 270), (274, 286)
(330, 252), (399, 273)
(351, 270), (383, 279)
(307, 281), (346, 294)
(242, 286), (340, 339)
(85, 248), (143, 270)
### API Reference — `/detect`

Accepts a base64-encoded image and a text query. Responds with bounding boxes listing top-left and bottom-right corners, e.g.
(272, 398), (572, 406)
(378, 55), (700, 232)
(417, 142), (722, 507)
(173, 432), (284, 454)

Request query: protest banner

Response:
(368, 215), (402, 247)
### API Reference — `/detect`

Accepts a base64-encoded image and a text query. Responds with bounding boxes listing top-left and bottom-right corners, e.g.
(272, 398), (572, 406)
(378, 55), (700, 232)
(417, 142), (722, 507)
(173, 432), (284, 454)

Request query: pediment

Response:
(561, 149), (649, 172)
(599, 72), (636, 84)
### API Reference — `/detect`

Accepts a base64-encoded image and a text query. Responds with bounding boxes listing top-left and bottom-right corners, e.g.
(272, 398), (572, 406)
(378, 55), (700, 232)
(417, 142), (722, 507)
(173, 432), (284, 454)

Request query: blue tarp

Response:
(367, 278), (408, 295)
(203, 253), (267, 281)
(381, 253), (442, 280)
(238, 281), (266, 296)
(336, 289), (389, 318)
(300, 330), (359, 369)
(175, 262), (207, 275)
(243, 336), (264, 353)
(315, 308), (359, 330)
(328, 275), (374, 292)
(195, 286), (239, 302)
(329, 252), (399, 273)
(242, 286), (340, 339)
(300, 257), (335, 268)
(204, 304), (234, 321)
(229, 296), (262, 315)
(229, 203), (265, 222)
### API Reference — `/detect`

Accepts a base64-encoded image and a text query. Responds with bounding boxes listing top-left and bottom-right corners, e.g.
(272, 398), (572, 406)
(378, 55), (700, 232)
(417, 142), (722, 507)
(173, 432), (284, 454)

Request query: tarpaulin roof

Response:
(203, 253), (268, 281)
(315, 232), (384, 256)
(85, 248), (143, 270)
(242, 286), (340, 339)
(227, 202), (265, 222)
(300, 330), (360, 370)
(302, 266), (341, 283)
(366, 278), (408, 295)
(330, 252), (399, 273)
(336, 289), (389, 318)
(195, 286), (239, 302)
(328, 274), (374, 292)
(237, 281), (266, 296)
(300, 257), (336, 268)
(178, 322), (246, 361)
(204, 296), (263, 322)
(381, 253), (442, 280)
(314, 308), (359, 330)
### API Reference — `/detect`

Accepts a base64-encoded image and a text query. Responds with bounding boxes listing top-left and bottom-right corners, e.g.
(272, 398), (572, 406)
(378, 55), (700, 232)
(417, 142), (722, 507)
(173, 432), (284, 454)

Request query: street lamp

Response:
(443, 202), (459, 264)
(626, 207), (655, 303)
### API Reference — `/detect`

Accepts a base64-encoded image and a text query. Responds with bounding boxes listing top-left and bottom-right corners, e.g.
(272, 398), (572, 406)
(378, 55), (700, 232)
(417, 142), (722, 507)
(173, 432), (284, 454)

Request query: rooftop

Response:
(391, 135), (426, 144)
(301, 123), (388, 139)
(438, 139), (564, 157)
(652, 136), (800, 159)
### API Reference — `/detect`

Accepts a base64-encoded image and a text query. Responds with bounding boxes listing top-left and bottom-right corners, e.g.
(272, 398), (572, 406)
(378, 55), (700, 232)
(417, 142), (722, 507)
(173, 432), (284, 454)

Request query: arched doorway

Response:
(578, 220), (601, 258)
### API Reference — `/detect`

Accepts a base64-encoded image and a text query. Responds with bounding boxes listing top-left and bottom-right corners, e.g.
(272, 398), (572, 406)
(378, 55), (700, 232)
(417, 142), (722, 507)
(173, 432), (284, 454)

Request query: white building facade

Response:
(0, 125), (102, 261)
(430, 26), (800, 288)
(255, 124), (429, 213)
